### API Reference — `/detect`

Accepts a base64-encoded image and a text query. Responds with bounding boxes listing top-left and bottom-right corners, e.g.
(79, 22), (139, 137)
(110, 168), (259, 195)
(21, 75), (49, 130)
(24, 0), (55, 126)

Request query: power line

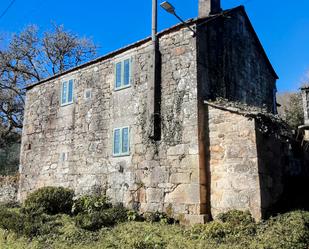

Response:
(0, 0), (16, 21)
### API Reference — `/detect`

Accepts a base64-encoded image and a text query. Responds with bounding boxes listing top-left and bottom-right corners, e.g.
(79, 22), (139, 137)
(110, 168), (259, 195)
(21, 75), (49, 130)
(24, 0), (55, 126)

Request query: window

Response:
(60, 152), (68, 162)
(61, 79), (74, 106)
(113, 127), (130, 156)
(84, 89), (92, 100)
(115, 58), (131, 90)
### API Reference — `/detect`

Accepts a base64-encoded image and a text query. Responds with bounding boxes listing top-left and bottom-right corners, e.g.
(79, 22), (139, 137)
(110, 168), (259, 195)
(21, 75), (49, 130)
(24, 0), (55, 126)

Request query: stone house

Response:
(300, 86), (309, 140)
(19, 1), (280, 223)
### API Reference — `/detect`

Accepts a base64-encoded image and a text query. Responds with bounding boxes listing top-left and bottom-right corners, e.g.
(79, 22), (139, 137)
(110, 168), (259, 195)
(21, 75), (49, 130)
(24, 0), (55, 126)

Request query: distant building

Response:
(300, 86), (309, 140)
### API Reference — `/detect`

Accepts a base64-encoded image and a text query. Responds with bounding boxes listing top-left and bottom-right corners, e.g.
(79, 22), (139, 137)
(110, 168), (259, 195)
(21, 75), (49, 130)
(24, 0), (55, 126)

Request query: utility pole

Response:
(148, 0), (161, 140)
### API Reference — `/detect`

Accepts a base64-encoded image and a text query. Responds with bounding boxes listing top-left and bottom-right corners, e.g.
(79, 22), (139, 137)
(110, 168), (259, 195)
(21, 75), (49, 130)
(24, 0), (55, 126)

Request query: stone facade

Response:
(207, 106), (261, 219)
(20, 24), (203, 222)
(206, 101), (309, 220)
(206, 105), (288, 220)
(196, 9), (277, 111)
(19, 7), (279, 223)
(0, 176), (18, 204)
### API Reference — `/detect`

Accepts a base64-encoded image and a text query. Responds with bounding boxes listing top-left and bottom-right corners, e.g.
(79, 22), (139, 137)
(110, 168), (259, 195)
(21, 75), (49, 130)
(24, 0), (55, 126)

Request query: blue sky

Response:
(0, 0), (308, 92)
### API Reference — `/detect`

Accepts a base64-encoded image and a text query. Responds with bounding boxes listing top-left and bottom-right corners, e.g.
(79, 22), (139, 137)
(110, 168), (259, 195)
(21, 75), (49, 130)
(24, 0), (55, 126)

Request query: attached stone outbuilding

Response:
(206, 101), (294, 219)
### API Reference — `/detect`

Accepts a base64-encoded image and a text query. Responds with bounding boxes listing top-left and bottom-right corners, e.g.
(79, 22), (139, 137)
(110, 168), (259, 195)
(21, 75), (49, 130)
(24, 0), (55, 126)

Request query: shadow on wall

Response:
(256, 129), (309, 218)
(0, 143), (20, 176)
(200, 104), (212, 220)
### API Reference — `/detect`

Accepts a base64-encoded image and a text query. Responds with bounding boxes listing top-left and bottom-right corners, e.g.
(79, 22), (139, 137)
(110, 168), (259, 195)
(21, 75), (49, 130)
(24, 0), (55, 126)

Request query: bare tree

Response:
(277, 92), (304, 129)
(0, 24), (97, 141)
(284, 93), (304, 129)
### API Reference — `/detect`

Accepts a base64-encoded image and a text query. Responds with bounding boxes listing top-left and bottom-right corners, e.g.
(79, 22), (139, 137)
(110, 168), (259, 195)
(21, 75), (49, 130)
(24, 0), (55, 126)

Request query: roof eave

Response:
(26, 6), (278, 91)
(25, 17), (199, 91)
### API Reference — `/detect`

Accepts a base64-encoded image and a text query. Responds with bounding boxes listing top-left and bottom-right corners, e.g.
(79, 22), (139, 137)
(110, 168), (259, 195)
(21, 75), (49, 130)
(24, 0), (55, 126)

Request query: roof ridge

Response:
(25, 6), (255, 90)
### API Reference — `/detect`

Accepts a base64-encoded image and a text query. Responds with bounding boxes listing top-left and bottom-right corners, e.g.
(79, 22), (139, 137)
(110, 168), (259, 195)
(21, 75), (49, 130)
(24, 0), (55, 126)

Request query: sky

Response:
(0, 0), (308, 92)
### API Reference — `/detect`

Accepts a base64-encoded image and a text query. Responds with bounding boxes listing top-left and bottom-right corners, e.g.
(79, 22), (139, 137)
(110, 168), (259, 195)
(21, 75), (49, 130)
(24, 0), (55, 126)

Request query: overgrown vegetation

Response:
(72, 194), (112, 215)
(277, 92), (304, 129)
(74, 205), (128, 231)
(0, 187), (308, 249)
(23, 187), (74, 215)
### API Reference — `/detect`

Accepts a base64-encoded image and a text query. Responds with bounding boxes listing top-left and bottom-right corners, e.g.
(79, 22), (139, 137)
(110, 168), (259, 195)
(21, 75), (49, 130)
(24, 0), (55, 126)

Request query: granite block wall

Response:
(19, 26), (206, 223)
(208, 106), (262, 220)
(0, 176), (18, 204)
(207, 104), (307, 220)
(197, 9), (277, 112)
(19, 8), (281, 224)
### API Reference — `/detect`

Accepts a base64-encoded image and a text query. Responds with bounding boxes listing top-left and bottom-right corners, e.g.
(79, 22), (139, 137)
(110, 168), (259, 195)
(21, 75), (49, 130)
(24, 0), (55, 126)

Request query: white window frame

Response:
(59, 152), (68, 162)
(113, 126), (130, 157)
(114, 57), (132, 91)
(61, 79), (74, 106)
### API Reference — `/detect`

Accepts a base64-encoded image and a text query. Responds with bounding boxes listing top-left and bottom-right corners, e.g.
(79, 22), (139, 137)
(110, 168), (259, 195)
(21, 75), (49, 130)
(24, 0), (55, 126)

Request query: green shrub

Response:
(75, 205), (128, 231)
(0, 201), (21, 209)
(53, 214), (99, 245)
(23, 186), (74, 215)
(0, 207), (23, 233)
(131, 239), (167, 249)
(253, 211), (309, 249)
(191, 222), (232, 243)
(72, 194), (128, 231)
(127, 210), (143, 221)
(75, 211), (113, 231)
(19, 212), (57, 237)
(99, 221), (190, 249)
(191, 210), (257, 244)
(0, 206), (61, 237)
(106, 205), (128, 223)
(217, 210), (254, 226)
(0, 209), (308, 249)
(143, 211), (175, 224)
(72, 194), (111, 215)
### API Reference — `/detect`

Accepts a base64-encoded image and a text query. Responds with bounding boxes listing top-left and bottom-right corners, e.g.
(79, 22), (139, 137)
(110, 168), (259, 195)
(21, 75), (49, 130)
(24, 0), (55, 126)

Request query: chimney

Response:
(199, 0), (222, 18)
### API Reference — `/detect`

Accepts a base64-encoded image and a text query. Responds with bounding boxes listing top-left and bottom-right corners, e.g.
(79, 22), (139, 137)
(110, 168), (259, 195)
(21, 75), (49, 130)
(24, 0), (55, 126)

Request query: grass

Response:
(0, 209), (308, 249)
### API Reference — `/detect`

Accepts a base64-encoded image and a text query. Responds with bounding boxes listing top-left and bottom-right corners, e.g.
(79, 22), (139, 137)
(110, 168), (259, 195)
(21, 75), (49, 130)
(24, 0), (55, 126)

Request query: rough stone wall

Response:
(255, 127), (286, 216)
(197, 10), (277, 112)
(0, 176), (18, 204)
(19, 8), (280, 223)
(207, 104), (308, 220)
(255, 125), (309, 216)
(195, 8), (278, 221)
(207, 106), (261, 220)
(20, 26), (204, 222)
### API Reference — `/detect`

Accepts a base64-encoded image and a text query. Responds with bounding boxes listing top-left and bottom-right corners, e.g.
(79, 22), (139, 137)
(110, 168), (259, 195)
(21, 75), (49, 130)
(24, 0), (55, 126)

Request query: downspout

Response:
(149, 0), (161, 140)
(152, 0), (157, 45)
